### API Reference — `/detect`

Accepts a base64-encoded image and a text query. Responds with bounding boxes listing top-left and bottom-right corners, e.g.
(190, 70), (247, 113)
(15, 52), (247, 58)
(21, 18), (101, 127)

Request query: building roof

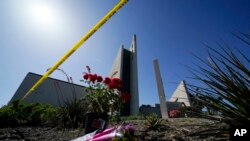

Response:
(169, 80), (191, 106)
(9, 72), (85, 107)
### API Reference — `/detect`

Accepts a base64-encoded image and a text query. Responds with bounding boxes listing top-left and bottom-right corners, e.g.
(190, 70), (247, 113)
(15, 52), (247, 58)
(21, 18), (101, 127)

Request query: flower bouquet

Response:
(81, 66), (131, 134)
(82, 66), (131, 115)
(72, 123), (137, 141)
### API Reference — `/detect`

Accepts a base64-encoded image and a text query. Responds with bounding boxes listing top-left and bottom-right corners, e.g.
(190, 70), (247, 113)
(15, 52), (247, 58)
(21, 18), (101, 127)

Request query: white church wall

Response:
(9, 72), (86, 107)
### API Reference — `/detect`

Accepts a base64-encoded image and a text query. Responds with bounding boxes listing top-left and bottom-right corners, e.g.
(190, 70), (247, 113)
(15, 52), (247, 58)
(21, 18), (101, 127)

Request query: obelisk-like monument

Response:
(153, 59), (169, 119)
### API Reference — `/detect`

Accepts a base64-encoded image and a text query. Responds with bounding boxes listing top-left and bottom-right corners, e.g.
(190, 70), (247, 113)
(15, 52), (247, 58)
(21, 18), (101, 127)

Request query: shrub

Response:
(188, 32), (250, 125)
(0, 105), (18, 127)
(0, 100), (57, 127)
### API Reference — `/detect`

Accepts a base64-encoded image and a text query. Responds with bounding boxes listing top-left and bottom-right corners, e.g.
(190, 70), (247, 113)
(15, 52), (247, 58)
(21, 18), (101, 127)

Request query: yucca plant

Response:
(188, 32), (250, 126)
(145, 113), (163, 131)
(56, 98), (88, 128)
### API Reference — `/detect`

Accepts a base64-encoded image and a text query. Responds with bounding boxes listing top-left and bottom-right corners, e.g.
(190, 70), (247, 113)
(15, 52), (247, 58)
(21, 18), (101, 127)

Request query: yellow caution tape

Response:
(21, 0), (128, 100)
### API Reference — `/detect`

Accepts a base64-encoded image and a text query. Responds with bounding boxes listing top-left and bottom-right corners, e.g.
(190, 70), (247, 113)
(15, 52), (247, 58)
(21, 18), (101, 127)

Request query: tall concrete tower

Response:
(110, 35), (139, 115)
(153, 59), (169, 119)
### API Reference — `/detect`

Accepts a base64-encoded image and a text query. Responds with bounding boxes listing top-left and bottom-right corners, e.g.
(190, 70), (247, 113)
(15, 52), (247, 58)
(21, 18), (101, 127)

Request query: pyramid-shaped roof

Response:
(169, 80), (191, 107)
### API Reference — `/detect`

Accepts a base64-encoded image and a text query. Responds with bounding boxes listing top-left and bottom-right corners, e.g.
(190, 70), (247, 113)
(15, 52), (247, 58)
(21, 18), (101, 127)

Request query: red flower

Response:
(110, 78), (123, 90)
(97, 76), (103, 82)
(111, 78), (122, 85)
(103, 77), (111, 84)
(89, 74), (97, 82)
(121, 92), (131, 103)
(169, 109), (181, 118)
(83, 73), (89, 80)
(108, 83), (116, 89)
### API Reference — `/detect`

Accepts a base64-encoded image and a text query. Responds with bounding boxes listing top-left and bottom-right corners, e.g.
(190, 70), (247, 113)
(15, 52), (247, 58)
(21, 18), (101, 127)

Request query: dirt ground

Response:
(0, 118), (229, 141)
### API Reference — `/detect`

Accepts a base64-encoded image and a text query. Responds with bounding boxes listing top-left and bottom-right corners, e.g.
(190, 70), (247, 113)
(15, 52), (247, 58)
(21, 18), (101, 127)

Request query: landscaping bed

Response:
(0, 118), (229, 141)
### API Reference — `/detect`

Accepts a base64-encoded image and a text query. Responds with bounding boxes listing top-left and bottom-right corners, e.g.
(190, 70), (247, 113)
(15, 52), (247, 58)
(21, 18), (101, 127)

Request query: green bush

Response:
(0, 100), (57, 127)
(0, 99), (91, 128)
(26, 103), (57, 126)
(0, 105), (18, 127)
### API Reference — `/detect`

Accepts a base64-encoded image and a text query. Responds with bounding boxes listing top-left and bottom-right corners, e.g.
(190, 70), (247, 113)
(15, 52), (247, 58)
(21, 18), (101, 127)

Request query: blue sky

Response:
(1, 0), (250, 107)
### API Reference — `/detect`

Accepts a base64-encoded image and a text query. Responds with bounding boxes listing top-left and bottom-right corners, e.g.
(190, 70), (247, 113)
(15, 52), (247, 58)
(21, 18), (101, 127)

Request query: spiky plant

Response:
(56, 98), (88, 128)
(188, 32), (250, 126)
(145, 113), (163, 131)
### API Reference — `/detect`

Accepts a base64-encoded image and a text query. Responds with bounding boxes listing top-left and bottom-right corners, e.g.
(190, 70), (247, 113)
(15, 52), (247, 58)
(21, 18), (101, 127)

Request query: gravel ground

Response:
(0, 118), (229, 141)
(0, 126), (80, 141)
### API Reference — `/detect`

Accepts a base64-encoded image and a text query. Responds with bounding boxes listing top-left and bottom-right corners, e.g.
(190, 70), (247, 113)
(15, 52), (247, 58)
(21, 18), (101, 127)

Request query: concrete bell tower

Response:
(110, 35), (139, 115)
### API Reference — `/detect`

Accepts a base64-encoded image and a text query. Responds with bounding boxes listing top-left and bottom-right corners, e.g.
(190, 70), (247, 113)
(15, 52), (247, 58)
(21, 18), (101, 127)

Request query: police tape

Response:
(21, 0), (128, 100)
